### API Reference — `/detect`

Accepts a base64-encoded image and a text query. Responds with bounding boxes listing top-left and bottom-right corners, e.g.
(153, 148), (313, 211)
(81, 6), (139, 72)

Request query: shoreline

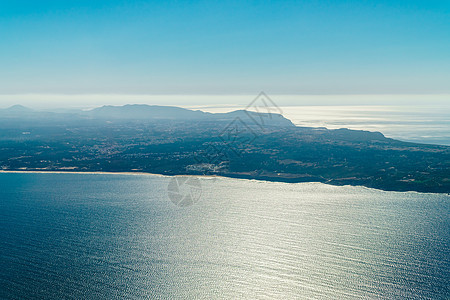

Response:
(0, 170), (167, 177)
(0, 170), (228, 180)
(1, 170), (449, 196)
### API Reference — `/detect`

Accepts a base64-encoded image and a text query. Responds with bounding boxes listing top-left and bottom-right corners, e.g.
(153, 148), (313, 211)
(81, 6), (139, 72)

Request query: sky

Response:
(0, 0), (449, 106)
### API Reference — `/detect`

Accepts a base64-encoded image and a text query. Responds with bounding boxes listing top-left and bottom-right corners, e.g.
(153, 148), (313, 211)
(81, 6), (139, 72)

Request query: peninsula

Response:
(1, 104), (449, 193)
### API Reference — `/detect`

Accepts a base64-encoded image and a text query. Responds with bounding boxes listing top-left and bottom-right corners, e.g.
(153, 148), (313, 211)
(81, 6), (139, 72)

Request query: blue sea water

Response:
(0, 173), (449, 299)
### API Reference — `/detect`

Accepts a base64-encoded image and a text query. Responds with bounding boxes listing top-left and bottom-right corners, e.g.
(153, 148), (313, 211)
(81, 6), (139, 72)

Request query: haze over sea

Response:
(0, 173), (449, 299)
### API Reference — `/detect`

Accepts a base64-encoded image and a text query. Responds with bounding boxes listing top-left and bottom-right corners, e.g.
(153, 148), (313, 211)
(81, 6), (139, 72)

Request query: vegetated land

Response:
(1, 104), (449, 193)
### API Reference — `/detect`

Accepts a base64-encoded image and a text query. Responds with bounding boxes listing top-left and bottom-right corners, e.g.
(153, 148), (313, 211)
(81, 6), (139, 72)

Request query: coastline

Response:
(0, 170), (228, 180)
(0, 170), (167, 177)
(1, 169), (449, 196)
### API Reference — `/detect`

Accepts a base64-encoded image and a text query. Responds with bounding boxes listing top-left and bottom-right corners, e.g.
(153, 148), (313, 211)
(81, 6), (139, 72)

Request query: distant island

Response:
(0, 104), (449, 193)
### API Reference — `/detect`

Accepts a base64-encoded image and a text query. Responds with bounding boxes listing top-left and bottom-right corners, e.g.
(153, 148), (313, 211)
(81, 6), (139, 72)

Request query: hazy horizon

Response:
(1, 94), (449, 110)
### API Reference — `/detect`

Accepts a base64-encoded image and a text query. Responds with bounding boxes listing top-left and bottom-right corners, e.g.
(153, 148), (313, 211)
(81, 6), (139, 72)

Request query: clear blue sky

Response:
(1, 0), (449, 95)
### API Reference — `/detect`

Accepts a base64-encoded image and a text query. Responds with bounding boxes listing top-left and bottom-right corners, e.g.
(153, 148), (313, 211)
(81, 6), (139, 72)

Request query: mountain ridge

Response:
(1, 104), (296, 128)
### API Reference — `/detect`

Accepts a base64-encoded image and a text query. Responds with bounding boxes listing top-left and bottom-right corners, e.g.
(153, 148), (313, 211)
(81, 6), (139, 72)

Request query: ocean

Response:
(1, 172), (448, 299)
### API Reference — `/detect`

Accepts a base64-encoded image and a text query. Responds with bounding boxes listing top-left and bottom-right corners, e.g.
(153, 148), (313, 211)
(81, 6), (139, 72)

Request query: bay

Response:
(0, 173), (449, 299)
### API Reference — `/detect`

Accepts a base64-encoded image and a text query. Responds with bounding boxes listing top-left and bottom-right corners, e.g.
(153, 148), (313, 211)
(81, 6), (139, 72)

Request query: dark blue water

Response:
(0, 173), (449, 299)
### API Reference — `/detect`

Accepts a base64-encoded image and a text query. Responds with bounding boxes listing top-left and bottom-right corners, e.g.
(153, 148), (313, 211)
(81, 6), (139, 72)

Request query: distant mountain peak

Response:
(5, 105), (33, 112)
(88, 104), (208, 120)
(86, 104), (294, 126)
